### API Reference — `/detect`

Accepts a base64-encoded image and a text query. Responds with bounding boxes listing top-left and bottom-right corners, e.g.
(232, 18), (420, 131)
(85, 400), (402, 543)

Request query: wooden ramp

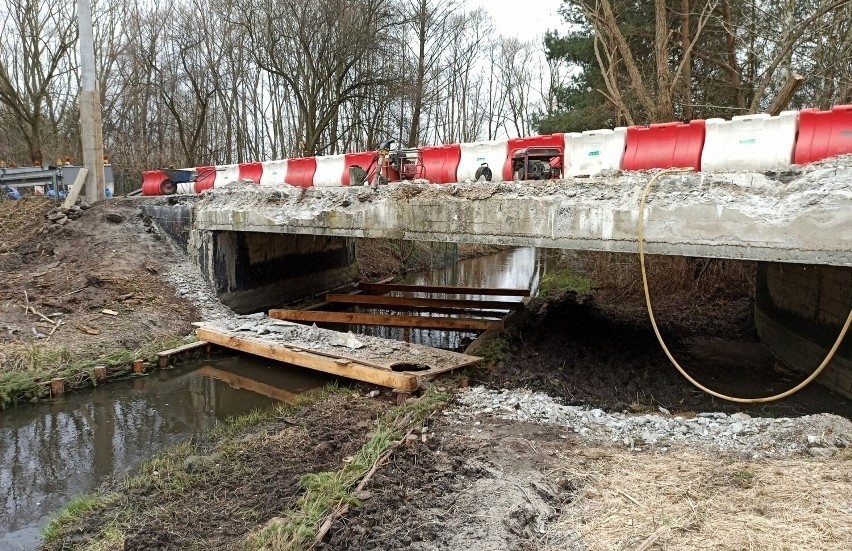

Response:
(195, 325), (482, 392)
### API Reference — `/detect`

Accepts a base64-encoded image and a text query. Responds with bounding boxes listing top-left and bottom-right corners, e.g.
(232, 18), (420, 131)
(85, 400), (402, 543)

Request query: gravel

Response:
(450, 387), (852, 458)
(196, 315), (475, 370)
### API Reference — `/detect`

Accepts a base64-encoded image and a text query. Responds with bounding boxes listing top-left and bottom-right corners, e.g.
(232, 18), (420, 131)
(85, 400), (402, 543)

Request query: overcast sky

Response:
(465, 0), (569, 43)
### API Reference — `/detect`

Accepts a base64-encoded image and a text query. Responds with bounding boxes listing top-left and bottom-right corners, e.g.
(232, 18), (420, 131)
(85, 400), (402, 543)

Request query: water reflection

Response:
(403, 247), (554, 296)
(0, 356), (326, 551)
(354, 247), (558, 348)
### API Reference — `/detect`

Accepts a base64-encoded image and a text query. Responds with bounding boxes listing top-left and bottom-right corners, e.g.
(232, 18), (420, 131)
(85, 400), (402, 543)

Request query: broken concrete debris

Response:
(452, 387), (852, 457)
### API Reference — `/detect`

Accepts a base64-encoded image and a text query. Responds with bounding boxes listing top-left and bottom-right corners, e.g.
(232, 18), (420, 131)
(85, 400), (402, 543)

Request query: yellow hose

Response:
(638, 168), (852, 403)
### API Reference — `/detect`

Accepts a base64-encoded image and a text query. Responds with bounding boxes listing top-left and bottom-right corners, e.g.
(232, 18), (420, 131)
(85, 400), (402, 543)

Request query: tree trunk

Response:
(654, 0), (674, 121)
(680, 0), (693, 119)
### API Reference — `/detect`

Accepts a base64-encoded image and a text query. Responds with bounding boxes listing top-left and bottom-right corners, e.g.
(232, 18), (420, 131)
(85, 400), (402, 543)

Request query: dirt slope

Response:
(0, 197), (197, 374)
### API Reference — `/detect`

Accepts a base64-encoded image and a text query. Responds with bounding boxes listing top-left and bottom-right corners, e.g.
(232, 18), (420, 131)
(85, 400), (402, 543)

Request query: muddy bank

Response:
(476, 251), (852, 418)
(40, 390), (391, 550)
(0, 196), (500, 407)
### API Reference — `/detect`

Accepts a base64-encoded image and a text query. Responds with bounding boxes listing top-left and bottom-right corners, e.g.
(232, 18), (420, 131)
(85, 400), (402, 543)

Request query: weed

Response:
(42, 494), (115, 542)
(731, 468), (757, 488)
(538, 268), (594, 296)
(469, 331), (511, 364)
(124, 441), (195, 495)
(80, 523), (126, 551)
(0, 336), (190, 409)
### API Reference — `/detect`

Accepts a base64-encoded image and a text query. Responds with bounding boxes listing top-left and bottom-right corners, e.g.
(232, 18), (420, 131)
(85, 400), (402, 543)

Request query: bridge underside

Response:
(188, 163), (852, 267)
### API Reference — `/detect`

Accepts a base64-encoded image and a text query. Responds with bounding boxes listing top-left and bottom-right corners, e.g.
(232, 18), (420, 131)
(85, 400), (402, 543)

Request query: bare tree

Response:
(0, 0), (77, 163)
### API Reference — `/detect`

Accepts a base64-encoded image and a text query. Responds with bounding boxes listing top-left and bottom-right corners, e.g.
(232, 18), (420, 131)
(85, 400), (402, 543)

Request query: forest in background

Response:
(1, 0), (850, 191)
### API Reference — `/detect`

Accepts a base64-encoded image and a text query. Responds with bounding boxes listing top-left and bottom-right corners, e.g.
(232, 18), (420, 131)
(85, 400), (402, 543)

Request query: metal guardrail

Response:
(1, 167), (63, 203)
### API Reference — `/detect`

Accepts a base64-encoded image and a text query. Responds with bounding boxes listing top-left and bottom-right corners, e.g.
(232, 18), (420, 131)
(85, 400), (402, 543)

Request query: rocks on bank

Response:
(450, 387), (852, 458)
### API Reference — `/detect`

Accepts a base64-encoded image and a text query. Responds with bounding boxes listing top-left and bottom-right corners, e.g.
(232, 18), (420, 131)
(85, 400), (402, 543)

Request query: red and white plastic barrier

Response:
(142, 105), (852, 194)
(563, 128), (627, 177)
(702, 112), (798, 172)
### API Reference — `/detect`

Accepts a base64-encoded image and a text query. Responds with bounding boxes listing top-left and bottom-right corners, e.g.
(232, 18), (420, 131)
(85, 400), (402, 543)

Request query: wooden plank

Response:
(195, 327), (419, 391)
(61, 167), (88, 208)
(346, 304), (507, 318)
(297, 277), (396, 312)
(157, 340), (210, 368)
(326, 293), (524, 311)
(157, 340), (209, 357)
(268, 309), (503, 331)
(358, 282), (530, 297)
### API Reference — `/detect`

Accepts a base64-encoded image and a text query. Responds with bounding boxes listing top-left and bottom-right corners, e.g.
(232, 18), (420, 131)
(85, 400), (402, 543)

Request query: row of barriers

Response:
(141, 105), (852, 195)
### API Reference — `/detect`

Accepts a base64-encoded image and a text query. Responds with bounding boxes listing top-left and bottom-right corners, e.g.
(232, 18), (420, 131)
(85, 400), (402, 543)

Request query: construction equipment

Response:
(511, 147), (563, 181)
(350, 140), (425, 187)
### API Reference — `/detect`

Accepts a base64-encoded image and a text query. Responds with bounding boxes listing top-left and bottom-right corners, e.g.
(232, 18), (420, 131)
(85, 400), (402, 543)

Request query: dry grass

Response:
(549, 449), (852, 550)
(0, 196), (52, 253)
(577, 251), (756, 300)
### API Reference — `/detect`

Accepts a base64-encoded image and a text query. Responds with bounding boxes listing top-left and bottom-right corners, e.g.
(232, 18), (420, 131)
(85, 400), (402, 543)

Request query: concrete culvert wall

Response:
(197, 231), (357, 314)
(755, 263), (852, 399)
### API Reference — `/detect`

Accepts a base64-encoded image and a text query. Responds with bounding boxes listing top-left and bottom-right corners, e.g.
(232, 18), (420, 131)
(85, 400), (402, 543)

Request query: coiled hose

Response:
(638, 168), (852, 403)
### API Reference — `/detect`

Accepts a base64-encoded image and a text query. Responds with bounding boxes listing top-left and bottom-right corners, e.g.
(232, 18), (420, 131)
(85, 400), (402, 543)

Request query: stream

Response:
(0, 246), (553, 549)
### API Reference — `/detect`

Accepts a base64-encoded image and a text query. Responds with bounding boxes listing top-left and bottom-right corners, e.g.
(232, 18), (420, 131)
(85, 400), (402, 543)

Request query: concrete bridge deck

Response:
(185, 160), (852, 267)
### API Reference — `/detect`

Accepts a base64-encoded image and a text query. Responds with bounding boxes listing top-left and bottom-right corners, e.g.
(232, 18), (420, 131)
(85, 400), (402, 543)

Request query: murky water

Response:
(0, 356), (328, 550)
(356, 247), (558, 349)
(0, 246), (554, 549)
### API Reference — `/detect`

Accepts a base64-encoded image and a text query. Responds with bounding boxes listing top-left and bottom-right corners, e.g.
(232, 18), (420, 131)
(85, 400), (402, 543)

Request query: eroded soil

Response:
(324, 416), (574, 551)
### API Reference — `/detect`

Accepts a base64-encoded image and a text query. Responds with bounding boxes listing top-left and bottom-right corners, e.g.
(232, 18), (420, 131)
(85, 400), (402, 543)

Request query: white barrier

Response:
(215, 164), (240, 187)
(313, 154), (346, 187)
(702, 111), (798, 172)
(458, 140), (508, 182)
(564, 128), (627, 177)
(259, 160), (288, 186)
(176, 182), (194, 194)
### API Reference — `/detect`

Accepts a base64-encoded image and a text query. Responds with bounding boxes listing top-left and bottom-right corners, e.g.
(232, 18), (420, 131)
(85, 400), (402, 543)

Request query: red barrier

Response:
(504, 135), (564, 179)
(285, 157), (317, 187)
(342, 151), (377, 185)
(420, 144), (461, 184)
(794, 105), (852, 164)
(624, 120), (706, 171)
(239, 162), (263, 184)
(194, 165), (216, 193)
(141, 170), (174, 195)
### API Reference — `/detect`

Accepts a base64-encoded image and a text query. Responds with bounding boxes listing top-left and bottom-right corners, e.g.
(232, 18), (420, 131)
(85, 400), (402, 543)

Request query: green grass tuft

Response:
(42, 494), (115, 543)
(538, 268), (594, 296)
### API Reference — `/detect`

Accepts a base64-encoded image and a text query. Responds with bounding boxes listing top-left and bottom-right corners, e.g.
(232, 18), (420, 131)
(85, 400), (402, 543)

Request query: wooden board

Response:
(61, 167), (88, 208)
(325, 293), (524, 311)
(340, 304), (507, 318)
(156, 340), (209, 368)
(157, 340), (209, 357)
(195, 326), (482, 391)
(358, 282), (531, 297)
(268, 309), (502, 331)
(196, 327), (419, 391)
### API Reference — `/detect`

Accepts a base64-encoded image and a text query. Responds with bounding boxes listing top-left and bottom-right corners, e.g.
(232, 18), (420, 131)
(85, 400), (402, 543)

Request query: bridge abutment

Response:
(755, 263), (852, 399)
(192, 230), (357, 314)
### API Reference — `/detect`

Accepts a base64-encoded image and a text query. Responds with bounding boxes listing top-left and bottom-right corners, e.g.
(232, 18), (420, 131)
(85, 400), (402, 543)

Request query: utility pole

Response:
(78, 0), (105, 202)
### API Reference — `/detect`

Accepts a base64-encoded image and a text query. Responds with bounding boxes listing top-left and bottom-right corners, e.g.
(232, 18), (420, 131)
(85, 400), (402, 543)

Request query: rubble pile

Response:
(451, 387), (852, 458)
(41, 200), (91, 231)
